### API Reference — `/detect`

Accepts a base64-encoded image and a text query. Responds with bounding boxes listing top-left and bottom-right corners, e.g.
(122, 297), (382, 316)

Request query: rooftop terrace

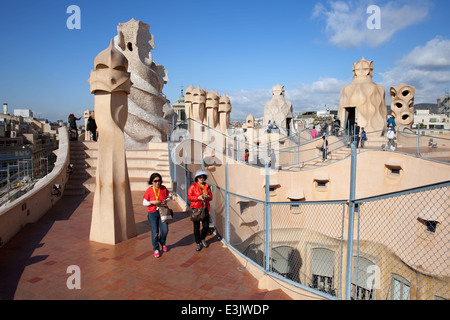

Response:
(0, 190), (292, 300)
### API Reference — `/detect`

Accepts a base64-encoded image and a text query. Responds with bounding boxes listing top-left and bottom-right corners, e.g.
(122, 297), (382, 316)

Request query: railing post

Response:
(384, 127), (387, 151)
(184, 152), (188, 202)
(265, 163), (271, 273)
(167, 133), (173, 183)
(188, 109), (190, 133)
(417, 127), (421, 157)
(225, 162), (230, 243)
(345, 142), (357, 300)
(201, 151), (204, 171)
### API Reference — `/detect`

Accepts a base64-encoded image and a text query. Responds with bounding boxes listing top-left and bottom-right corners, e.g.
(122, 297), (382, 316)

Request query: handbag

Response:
(190, 200), (208, 222)
(189, 207), (204, 222)
(158, 206), (173, 223)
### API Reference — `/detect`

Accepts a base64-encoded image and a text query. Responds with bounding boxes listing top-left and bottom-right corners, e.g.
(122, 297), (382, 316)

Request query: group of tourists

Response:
(68, 113), (97, 141)
(143, 170), (213, 258)
(133, 115), (399, 260)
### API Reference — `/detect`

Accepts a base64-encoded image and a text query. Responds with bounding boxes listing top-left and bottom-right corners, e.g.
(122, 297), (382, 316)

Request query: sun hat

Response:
(194, 170), (208, 179)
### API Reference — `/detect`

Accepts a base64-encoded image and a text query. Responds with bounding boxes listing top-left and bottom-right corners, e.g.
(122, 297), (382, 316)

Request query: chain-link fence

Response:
(267, 201), (347, 298)
(352, 184), (449, 300)
(168, 124), (449, 300)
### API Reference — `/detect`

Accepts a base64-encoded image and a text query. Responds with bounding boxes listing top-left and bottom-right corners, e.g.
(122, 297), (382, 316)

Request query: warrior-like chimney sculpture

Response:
(88, 40), (137, 245)
(338, 57), (387, 133)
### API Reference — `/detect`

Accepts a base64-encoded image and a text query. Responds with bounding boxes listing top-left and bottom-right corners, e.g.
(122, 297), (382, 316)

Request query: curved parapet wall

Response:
(175, 138), (450, 202)
(0, 127), (70, 247)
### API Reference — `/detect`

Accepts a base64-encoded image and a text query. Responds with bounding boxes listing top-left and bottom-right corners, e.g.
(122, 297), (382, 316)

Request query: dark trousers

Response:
(90, 130), (97, 141)
(193, 211), (210, 244)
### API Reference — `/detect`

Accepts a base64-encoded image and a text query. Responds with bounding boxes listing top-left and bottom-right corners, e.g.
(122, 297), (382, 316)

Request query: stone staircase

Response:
(296, 146), (352, 170)
(64, 141), (171, 195)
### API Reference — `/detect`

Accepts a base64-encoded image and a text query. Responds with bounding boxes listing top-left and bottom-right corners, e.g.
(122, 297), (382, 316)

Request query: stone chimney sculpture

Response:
(88, 40), (137, 245)
(390, 83), (415, 129)
(205, 89), (220, 128)
(184, 84), (232, 137)
(263, 84), (294, 134)
(114, 18), (175, 149)
(192, 86), (207, 122)
(338, 57), (387, 132)
(218, 94), (232, 134)
(184, 84), (194, 120)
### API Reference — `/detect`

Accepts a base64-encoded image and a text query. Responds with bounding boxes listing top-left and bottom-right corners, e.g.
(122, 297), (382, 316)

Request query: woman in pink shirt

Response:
(310, 125), (318, 139)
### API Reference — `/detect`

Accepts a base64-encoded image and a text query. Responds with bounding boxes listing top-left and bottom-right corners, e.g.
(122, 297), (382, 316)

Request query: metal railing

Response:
(168, 129), (449, 300)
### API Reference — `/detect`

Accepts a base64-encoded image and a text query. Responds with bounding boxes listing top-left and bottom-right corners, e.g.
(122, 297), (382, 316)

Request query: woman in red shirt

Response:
(143, 173), (171, 258)
(188, 170), (213, 251)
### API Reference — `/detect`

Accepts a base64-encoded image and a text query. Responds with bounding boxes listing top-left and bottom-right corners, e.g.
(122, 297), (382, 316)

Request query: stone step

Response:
(64, 189), (86, 196)
(362, 137), (387, 148)
(74, 141), (168, 151)
(84, 166), (171, 178)
(63, 183), (87, 196)
(82, 149), (169, 160)
(83, 157), (169, 169)
(67, 141), (171, 194)
(68, 172), (90, 180)
(81, 176), (172, 192)
(127, 167), (170, 178)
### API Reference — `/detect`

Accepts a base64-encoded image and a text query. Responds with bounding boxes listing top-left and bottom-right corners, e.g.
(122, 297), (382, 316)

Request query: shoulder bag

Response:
(189, 207), (204, 222)
(158, 206), (173, 223)
(190, 197), (207, 222)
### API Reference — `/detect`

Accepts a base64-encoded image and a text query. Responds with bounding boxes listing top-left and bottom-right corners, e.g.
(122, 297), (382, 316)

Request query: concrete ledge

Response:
(0, 127), (70, 247)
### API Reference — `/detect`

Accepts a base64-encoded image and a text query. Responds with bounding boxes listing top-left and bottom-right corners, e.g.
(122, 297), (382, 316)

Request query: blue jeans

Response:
(147, 211), (168, 251)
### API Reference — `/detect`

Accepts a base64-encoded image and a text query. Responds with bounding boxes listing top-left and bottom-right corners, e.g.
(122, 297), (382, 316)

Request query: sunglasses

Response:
(153, 179), (161, 183)
(198, 175), (207, 179)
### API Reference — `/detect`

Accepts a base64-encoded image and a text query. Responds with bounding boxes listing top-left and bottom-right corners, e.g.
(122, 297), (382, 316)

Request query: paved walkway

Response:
(0, 191), (291, 300)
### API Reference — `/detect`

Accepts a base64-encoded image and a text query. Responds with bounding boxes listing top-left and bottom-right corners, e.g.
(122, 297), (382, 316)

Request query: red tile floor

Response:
(0, 191), (292, 300)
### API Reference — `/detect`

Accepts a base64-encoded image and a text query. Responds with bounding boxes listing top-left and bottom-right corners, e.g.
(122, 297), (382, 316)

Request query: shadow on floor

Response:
(0, 194), (88, 299)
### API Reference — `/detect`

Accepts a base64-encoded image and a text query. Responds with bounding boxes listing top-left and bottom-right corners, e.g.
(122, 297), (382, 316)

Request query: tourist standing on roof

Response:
(143, 172), (171, 258)
(360, 127), (367, 148)
(310, 125), (318, 139)
(387, 115), (396, 133)
(241, 149), (249, 163)
(68, 113), (81, 141)
(188, 170), (213, 251)
(318, 135), (328, 162)
(86, 116), (97, 141)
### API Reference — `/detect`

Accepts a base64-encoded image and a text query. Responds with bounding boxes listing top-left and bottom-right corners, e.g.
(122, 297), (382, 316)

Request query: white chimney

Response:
(2, 103), (7, 114)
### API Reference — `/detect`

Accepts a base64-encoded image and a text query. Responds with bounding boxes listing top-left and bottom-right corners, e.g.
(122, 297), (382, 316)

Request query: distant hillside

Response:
(414, 103), (439, 113)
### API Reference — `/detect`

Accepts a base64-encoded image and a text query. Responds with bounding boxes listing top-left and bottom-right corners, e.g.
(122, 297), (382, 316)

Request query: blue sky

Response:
(0, 0), (449, 121)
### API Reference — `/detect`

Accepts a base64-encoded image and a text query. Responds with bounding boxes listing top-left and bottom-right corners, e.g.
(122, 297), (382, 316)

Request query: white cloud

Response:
(229, 36), (450, 120)
(286, 77), (348, 110)
(380, 37), (450, 103)
(227, 89), (271, 120)
(312, 0), (431, 48)
(403, 37), (450, 69)
(228, 77), (348, 120)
